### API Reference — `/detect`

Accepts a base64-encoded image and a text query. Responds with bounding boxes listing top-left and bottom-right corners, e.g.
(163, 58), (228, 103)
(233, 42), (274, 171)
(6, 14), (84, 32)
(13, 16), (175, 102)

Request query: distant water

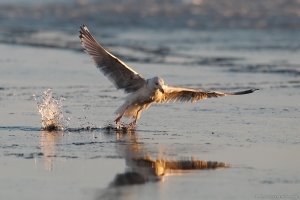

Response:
(1, 0), (300, 29)
(1, 0), (300, 79)
(0, 0), (73, 3)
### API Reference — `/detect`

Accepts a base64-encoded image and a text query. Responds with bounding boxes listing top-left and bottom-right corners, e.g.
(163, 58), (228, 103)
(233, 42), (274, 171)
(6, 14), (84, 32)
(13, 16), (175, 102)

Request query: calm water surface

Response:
(1, 1), (300, 199)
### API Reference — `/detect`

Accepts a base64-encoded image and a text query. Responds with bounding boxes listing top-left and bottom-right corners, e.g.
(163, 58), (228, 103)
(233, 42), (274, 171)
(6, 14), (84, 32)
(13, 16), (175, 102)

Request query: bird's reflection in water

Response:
(97, 129), (230, 200)
(39, 130), (65, 171)
(97, 129), (158, 200)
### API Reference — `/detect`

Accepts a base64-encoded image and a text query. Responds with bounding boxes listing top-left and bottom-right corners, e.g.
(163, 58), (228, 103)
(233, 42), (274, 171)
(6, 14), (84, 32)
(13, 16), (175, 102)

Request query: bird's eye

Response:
(155, 82), (158, 85)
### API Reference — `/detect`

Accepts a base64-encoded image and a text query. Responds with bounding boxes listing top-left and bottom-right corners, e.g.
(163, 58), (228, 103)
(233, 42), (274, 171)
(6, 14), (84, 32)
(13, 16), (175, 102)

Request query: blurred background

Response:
(1, 0), (300, 77)
(2, 0), (300, 30)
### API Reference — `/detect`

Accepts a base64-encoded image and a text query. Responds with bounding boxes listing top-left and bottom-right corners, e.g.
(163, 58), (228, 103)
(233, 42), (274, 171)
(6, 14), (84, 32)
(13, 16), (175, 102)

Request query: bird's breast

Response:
(152, 89), (164, 102)
(131, 88), (163, 105)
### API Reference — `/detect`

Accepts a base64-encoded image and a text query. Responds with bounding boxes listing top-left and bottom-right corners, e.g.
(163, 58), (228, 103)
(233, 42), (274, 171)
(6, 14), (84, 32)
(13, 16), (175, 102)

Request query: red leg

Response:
(128, 118), (137, 126)
(114, 106), (129, 124)
(114, 115), (123, 124)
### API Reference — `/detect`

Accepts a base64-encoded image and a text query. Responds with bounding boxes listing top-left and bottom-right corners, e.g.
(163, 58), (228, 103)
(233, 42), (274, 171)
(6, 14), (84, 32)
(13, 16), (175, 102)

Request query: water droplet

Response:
(35, 89), (70, 131)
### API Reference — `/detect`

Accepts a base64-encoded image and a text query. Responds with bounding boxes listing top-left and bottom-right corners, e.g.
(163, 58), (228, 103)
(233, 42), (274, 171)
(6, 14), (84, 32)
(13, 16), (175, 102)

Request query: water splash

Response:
(102, 122), (138, 132)
(34, 89), (70, 131)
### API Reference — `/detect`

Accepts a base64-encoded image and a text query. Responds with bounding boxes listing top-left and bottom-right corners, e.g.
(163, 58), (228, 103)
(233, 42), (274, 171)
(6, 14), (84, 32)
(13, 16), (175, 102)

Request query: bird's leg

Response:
(114, 106), (129, 124)
(128, 118), (137, 127)
(129, 108), (142, 126)
(114, 115), (123, 124)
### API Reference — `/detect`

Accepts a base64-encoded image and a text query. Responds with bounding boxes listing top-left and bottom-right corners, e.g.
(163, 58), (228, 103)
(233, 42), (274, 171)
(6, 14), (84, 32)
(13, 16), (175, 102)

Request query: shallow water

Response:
(1, 1), (300, 199)
(1, 40), (300, 199)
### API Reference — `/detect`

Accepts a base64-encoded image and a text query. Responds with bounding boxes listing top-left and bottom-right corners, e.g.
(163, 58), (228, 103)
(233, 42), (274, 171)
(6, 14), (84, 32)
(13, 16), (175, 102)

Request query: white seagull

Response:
(79, 25), (258, 126)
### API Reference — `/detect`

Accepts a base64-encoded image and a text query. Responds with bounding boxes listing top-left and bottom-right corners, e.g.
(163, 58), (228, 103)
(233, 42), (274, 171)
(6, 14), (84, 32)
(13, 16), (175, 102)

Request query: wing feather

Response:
(79, 25), (146, 93)
(157, 86), (258, 103)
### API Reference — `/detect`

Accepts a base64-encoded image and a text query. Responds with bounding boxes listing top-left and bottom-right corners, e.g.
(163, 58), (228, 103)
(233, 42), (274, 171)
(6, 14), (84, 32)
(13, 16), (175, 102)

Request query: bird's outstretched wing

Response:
(79, 25), (146, 93)
(157, 86), (258, 103)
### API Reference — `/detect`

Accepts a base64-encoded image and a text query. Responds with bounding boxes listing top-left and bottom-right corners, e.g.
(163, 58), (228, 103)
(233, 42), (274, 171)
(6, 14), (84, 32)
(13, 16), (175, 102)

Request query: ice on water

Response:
(35, 89), (70, 131)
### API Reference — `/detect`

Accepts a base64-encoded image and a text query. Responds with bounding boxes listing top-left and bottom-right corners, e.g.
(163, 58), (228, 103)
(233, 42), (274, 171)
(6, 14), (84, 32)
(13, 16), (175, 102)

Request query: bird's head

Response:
(151, 77), (165, 93)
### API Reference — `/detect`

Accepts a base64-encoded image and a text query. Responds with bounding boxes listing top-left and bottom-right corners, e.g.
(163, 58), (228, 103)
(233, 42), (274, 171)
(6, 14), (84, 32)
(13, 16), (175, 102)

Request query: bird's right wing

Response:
(157, 86), (258, 103)
(79, 25), (146, 93)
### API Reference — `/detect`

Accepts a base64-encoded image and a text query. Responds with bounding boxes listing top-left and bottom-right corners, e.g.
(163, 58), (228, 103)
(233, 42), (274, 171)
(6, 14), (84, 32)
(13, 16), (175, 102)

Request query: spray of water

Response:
(34, 89), (70, 131)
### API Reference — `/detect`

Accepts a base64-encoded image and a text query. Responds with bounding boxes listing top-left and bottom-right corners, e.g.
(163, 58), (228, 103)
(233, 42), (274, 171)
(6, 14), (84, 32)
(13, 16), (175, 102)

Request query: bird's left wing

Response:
(156, 86), (258, 103)
(79, 25), (146, 93)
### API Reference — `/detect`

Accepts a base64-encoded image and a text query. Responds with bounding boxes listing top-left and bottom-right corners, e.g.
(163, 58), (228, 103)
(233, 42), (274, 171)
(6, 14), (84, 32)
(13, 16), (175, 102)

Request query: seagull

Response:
(79, 25), (258, 126)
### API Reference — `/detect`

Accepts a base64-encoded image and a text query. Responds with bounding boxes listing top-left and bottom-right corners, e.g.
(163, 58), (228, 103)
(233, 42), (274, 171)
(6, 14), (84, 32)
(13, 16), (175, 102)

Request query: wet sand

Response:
(0, 32), (300, 200)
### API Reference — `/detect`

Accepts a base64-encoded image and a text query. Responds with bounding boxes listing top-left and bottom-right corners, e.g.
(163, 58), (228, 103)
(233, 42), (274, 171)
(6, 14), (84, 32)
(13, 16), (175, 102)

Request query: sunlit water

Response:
(33, 84), (139, 132)
(1, 1), (300, 200)
(34, 88), (137, 132)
